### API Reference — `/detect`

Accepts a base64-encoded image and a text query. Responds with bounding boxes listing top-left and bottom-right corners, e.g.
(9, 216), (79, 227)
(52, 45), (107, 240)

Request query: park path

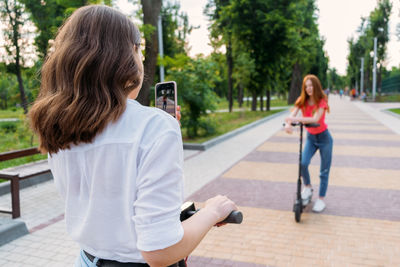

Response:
(186, 95), (400, 266)
(0, 95), (400, 266)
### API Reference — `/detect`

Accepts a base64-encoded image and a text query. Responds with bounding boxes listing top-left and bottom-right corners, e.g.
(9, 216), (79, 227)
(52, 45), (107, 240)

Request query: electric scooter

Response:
(284, 122), (319, 223)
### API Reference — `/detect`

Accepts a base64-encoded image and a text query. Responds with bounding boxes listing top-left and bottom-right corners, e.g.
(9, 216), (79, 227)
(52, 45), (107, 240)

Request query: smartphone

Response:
(155, 81), (177, 118)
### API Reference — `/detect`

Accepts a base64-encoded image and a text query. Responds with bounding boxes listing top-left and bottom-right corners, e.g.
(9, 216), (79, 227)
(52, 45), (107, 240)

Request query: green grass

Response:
(182, 109), (285, 143)
(0, 118), (44, 171)
(0, 108), (24, 119)
(375, 94), (400, 102)
(389, 108), (400, 115)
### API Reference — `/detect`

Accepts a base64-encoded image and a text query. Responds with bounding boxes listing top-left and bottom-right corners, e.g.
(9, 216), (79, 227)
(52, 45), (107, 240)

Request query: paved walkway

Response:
(0, 95), (399, 266)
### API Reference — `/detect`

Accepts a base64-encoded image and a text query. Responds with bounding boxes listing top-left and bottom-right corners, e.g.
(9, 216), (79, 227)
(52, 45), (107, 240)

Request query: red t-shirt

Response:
(302, 99), (328, 134)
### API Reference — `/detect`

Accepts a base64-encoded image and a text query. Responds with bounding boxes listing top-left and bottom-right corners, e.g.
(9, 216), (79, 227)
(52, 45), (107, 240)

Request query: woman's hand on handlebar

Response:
(284, 118), (294, 134)
(203, 195), (237, 226)
(284, 123), (293, 134)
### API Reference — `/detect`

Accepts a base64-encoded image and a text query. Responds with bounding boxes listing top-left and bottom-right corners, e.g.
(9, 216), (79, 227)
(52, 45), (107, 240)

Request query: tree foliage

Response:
(166, 56), (219, 138)
(206, 0), (328, 109)
(0, 0), (31, 113)
(22, 0), (111, 59)
(346, 0), (392, 94)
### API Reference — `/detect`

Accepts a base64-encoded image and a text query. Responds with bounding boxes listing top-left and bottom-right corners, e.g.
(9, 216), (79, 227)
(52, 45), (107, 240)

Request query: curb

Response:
(0, 218), (29, 247)
(183, 109), (289, 151)
(382, 109), (400, 119)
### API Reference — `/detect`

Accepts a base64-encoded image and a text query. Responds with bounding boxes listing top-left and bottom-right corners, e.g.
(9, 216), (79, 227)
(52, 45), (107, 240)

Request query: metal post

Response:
(372, 37), (377, 101)
(355, 80), (358, 96)
(360, 57), (364, 95)
(157, 15), (165, 82)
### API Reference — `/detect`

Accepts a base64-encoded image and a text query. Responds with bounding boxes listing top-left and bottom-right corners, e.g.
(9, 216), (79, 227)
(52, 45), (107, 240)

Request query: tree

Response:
(346, 0), (392, 95)
(156, 0), (194, 89)
(287, 0), (328, 104)
(22, 0), (111, 59)
(0, 0), (30, 113)
(231, 47), (255, 108)
(160, 1), (191, 58)
(327, 68), (345, 92)
(206, 0), (234, 112)
(136, 0), (162, 106)
(369, 0), (392, 92)
(166, 56), (219, 137)
(0, 63), (17, 109)
(227, 0), (307, 111)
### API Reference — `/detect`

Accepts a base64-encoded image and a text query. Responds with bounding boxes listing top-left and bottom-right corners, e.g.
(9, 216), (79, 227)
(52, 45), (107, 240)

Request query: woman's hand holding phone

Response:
(176, 105), (181, 125)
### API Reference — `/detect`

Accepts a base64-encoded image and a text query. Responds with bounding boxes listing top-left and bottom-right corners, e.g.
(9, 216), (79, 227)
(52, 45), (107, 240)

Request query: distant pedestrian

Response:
(351, 88), (356, 100)
(324, 88), (330, 99)
(360, 91), (366, 101)
(284, 74), (333, 213)
(163, 94), (168, 110)
(339, 89), (343, 98)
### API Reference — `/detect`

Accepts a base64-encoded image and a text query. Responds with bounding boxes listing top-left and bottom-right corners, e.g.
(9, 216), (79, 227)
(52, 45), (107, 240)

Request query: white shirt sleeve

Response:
(133, 130), (184, 252)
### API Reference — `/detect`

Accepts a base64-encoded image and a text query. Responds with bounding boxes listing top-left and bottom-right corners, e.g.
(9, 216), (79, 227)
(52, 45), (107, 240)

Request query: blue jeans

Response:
(301, 129), (333, 197)
(75, 250), (100, 267)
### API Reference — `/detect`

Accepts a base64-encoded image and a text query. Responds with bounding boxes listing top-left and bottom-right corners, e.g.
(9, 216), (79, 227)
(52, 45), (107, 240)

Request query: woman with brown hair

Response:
(284, 74), (333, 213)
(29, 5), (236, 267)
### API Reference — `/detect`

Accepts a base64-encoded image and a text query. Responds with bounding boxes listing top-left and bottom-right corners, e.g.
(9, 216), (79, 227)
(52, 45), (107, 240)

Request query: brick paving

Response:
(1, 95), (400, 266)
(187, 96), (400, 266)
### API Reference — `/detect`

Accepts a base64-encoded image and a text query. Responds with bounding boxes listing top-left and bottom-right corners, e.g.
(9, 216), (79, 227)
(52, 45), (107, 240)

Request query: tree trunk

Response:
(288, 62), (302, 104)
(16, 65), (28, 114)
(226, 35), (233, 112)
(266, 89), (270, 111)
(14, 23), (28, 114)
(237, 84), (243, 108)
(137, 0), (162, 106)
(5, 0), (28, 113)
(251, 91), (257, 111)
(259, 93), (263, 111)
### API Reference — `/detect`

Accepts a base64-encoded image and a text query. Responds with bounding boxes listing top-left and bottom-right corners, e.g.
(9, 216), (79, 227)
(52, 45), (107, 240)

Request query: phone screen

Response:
(155, 81), (177, 117)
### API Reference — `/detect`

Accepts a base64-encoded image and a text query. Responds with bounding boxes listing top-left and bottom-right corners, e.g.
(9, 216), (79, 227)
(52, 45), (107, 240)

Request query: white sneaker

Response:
(312, 199), (326, 213)
(301, 187), (313, 206)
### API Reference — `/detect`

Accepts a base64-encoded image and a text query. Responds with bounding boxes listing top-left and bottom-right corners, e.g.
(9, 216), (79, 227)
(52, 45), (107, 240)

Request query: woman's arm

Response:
(141, 195), (236, 267)
(285, 106), (300, 124)
(284, 107), (300, 133)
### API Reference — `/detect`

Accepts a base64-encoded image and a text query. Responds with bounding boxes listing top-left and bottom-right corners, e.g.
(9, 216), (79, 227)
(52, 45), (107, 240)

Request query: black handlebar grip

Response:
(304, 123), (320, 128)
(282, 122), (299, 127)
(220, 210), (243, 224)
(185, 210), (243, 224)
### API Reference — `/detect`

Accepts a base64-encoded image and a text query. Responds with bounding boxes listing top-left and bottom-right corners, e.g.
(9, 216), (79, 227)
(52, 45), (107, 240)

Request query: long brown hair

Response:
(294, 74), (329, 112)
(29, 5), (143, 154)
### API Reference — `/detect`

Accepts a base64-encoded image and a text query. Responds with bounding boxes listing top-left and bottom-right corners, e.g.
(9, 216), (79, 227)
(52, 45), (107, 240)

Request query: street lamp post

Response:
(157, 15), (165, 82)
(372, 37), (377, 101)
(360, 57), (364, 95)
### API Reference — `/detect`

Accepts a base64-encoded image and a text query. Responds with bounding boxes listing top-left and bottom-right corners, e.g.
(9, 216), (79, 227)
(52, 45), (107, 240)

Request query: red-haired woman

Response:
(284, 74), (333, 213)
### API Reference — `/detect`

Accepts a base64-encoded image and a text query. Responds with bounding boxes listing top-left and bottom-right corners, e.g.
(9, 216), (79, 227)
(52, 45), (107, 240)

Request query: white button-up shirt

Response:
(48, 99), (184, 263)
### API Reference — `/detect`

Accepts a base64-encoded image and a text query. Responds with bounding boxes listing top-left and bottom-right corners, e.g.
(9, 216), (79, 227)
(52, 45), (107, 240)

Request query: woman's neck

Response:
(307, 97), (315, 106)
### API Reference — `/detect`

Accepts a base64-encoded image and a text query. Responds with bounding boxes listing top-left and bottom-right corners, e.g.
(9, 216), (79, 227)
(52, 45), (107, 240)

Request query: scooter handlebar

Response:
(304, 123), (320, 128)
(283, 122), (320, 128)
(180, 202), (243, 224)
(186, 210), (243, 224)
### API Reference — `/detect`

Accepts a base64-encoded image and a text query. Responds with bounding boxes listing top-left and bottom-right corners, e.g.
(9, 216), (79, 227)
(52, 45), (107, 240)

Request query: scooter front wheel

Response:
(294, 202), (302, 222)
